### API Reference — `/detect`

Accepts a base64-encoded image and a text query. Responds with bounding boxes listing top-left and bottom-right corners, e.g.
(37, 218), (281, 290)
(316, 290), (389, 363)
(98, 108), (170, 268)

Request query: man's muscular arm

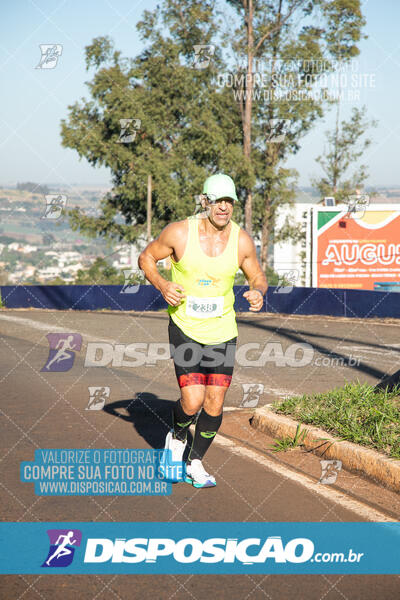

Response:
(138, 222), (186, 307)
(239, 230), (268, 312)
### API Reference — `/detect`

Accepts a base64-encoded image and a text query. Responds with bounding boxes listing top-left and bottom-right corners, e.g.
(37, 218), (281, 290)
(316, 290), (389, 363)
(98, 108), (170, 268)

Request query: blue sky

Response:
(1, 0), (400, 188)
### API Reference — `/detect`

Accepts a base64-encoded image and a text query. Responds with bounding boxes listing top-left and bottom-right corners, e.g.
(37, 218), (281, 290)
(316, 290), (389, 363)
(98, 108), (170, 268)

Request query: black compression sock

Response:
(188, 409), (223, 462)
(172, 399), (196, 442)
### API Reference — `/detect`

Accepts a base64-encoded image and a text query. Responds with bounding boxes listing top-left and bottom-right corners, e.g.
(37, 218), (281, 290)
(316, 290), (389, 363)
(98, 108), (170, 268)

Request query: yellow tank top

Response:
(168, 216), (240, 344)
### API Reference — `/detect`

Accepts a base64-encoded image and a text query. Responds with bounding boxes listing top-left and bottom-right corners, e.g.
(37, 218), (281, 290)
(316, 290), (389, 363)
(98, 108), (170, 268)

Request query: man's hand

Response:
(243, 289), (263, 312)
(239, 231), (268, 310)
(160, 281), (186, 307)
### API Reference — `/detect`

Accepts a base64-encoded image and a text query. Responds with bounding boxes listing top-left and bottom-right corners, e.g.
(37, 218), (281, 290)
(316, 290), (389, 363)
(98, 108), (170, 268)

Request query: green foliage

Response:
(61, 5), (243, 243)
(265, 267), (290, 286)
(46, 276), (69, 286)
(61, 0), (366, 256)
(157, 266), (172, 282)
(312, 106), (377, 202)
(0, 268), (9, 286)
(17, 182), (49, 194)
(74, 258), (125, 285)
(0, 235), (17, 245)
(273, 383), (400, 459)
(223, 0), (366, 257)
(271, 424), (308, 452)
(234, 266), (287, 286)
(1, 248), (19, 270)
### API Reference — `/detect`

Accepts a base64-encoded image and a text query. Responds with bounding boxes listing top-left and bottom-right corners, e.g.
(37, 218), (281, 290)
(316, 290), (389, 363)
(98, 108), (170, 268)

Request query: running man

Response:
(45, 531), (77, 565)
(45, 335), (76, 371)
(139, 174), (267, 488)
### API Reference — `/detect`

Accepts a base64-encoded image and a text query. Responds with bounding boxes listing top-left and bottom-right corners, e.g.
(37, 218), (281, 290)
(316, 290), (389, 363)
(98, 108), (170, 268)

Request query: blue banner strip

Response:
(0, 522), (399, 574)
(1, 285), (400, 319)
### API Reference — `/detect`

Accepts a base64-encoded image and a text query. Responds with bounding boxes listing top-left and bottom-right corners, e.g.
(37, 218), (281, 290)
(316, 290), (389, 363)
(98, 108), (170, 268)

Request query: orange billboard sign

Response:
(312, 207), (400, 290)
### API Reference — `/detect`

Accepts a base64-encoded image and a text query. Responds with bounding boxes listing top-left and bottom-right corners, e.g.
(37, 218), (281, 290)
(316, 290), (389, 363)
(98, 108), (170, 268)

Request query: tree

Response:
(312, 105), (377, 203)
(0, 268), (8, 285)
(42, 233), (56, 246)
(74, 258), (124, 285)
(61, 0), (366, 273)
(225, 0), (366, 268)
(225, 0), (305, 235)
(61, 2), (243, 244)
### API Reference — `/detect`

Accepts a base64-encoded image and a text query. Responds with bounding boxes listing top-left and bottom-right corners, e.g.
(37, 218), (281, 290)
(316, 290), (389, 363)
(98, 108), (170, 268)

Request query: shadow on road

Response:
(374, 368), (400, 392)
(237, 317), (395, 383)
(103, 393), (194, 455)
(103, 393), (171, 448)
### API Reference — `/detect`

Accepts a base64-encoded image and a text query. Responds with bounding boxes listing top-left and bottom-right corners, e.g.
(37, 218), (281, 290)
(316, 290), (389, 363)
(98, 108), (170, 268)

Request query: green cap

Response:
(202, 173), (238, 202)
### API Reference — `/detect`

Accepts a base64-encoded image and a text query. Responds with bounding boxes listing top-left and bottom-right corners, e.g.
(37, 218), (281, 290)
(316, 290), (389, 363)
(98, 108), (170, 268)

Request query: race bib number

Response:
(186, 296), (224, 319)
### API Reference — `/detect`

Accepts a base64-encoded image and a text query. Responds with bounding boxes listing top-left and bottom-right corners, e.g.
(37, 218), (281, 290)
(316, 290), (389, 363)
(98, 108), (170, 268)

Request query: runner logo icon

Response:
(36, 44), (63, 69)
(193, 45), (215, 69)
(41, 333), (82, 372)
(86, 386), (110, 410)
(42, 529), (82, 568)
(319, 460), (342, 485)
(240, 383), (264, 408)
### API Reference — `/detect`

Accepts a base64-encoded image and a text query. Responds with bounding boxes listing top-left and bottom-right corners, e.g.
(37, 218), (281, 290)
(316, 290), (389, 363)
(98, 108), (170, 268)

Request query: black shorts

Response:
(168, 318), (237, 388)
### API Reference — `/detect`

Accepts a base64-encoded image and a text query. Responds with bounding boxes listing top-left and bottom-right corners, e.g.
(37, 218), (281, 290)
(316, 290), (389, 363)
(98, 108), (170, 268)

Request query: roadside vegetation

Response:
(273, 383), (400, 459)
(271, 424), (308, 452)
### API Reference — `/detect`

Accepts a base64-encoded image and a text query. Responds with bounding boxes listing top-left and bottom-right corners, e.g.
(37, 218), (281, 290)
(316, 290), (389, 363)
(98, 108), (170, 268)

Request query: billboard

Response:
(312, 205), (400, 290)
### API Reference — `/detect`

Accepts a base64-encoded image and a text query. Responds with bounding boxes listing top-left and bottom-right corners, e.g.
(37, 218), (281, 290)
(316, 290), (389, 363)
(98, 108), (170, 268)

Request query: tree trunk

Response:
(244, 190), (252, 234)
(332, 99), (340, 193)
(261, 200), (270, 272)
(147, 173), (152, 242)
(259, 0), (282, 266)
(243, 0), (254, 235)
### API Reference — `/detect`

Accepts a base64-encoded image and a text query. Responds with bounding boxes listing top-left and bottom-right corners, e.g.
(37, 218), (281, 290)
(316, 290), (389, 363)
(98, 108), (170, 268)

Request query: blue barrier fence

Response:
(1, 285), (399, 319)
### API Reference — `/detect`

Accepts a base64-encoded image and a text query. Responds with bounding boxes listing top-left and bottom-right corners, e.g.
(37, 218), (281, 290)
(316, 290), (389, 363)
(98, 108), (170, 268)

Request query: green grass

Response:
(0, 291), (3, 308)
(271, 423), (308, 452)
(273, 382), (400, 459)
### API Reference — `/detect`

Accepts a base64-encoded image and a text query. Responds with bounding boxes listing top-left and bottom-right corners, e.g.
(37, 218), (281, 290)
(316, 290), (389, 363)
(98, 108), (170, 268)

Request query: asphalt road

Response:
(0, 309), (399, 599)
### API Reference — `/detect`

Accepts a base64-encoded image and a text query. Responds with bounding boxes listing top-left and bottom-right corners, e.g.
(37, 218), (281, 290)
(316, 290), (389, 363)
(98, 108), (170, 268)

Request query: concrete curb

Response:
(251, 406), (400, 493)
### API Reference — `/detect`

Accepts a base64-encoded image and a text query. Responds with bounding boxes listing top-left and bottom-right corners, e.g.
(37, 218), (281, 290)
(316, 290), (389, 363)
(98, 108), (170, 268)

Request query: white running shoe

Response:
(159, 431), (186, 482)
(184, 459), (216, 488)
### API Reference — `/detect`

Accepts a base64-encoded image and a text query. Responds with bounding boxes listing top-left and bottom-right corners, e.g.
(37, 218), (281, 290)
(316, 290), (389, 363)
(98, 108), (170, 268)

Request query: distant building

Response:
(273, 196), (400, 290)
(8, 242), (21, 251)
(19, 244), (37, 254)
(24, 266), (36, 277)
(273, 203), (313, 287)
(62, 263), (84, 274)
(36, 267), (62, 280)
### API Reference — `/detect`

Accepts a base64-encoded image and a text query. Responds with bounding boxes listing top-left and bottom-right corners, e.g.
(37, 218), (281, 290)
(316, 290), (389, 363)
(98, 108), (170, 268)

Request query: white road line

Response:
(0, 313), (77, 333)
(339, 345), (400, 356)
(214, 435), (396, 523)
(0, 313), (117, 345)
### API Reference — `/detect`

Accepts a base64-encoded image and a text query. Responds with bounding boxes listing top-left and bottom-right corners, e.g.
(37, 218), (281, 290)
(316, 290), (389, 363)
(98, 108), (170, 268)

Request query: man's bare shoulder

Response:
(238, 227), (256, 253)
(160, 219), (187, 238)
